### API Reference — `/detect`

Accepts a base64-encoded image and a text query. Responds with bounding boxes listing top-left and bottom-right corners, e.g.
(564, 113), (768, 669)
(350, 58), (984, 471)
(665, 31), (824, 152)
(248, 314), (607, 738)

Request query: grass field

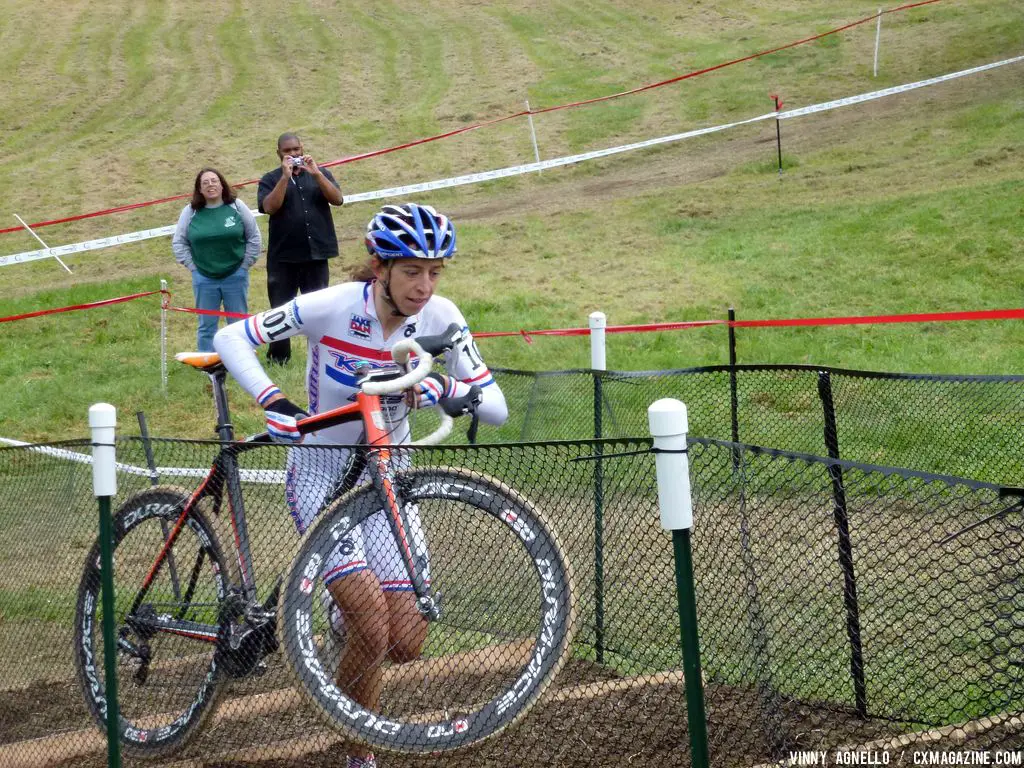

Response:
(0, 0), (1020, 441)
(2, 6), (1023, 762)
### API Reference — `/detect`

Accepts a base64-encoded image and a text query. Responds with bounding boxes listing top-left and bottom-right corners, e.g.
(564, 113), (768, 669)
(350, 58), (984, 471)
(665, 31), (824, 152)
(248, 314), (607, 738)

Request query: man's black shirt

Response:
(257, 168), (341, 264)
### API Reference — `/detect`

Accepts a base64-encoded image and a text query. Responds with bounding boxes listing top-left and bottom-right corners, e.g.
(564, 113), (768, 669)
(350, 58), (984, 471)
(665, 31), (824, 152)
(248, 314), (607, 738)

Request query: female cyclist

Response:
(213, 202), (507, 768)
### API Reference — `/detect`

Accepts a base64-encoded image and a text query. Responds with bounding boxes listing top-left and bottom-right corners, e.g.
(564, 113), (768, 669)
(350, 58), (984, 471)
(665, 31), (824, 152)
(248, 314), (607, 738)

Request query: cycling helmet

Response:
(365, 203), (457, 260)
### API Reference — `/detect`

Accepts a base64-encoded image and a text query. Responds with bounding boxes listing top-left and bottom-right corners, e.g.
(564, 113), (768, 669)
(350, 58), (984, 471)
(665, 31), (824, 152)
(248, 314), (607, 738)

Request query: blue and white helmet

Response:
(365, 203), (457, 260)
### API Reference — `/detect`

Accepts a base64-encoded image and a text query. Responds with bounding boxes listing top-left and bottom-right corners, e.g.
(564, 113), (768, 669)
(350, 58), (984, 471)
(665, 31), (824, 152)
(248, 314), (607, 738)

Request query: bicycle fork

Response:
(360, 391), (440, 621)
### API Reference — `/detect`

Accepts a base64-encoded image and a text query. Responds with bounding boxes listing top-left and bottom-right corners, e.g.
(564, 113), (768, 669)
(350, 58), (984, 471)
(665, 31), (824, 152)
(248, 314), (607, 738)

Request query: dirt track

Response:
(7, 658), (1023, 768)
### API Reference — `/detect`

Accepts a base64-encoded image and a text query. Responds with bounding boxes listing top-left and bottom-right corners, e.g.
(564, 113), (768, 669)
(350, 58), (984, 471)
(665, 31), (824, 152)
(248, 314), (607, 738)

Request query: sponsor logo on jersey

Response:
(308, 344), (320, 414)
(349, 314), (372, 339)
(325, 350), (387, 388)
(321, 335), (393, 388)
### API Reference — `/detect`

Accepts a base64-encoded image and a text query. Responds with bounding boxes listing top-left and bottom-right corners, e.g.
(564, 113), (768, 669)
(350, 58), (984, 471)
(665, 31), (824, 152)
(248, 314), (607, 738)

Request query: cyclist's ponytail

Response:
(349, 259), (377, 282)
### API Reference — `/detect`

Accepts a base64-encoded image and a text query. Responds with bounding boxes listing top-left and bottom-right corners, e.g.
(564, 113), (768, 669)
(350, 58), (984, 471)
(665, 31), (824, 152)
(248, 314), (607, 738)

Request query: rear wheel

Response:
(280, 467), (576, 754)
(73, 487), (230, 758)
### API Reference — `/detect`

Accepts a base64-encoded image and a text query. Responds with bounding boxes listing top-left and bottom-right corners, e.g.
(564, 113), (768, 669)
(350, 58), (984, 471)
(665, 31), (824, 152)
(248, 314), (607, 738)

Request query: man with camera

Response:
(257, 132), (344, 365)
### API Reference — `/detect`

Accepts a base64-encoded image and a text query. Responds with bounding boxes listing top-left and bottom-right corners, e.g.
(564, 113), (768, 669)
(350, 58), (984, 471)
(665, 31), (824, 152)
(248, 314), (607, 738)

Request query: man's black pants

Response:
(265, 260), (330, 364)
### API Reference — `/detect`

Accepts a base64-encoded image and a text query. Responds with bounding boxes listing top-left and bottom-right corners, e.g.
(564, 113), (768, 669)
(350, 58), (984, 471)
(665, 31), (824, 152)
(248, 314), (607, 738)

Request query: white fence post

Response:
(648, 397), (708, 765)
(648, 398), (692, 531)
(589, 311), (607, 371)
(590, 309), (609, 661)
(89, 402), (121, 765)
(90, 403), (118, 497)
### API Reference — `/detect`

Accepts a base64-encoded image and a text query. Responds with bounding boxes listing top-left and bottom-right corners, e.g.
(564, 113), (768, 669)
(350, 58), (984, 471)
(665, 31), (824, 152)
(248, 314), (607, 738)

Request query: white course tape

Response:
(2, 53), (1020, 268)
(0, 437), (286, 484)
(778, 54), (1024, 119)
(0, 211), (266, 268)
(343, 111), (778, 203)
(1, 224), (175, 267)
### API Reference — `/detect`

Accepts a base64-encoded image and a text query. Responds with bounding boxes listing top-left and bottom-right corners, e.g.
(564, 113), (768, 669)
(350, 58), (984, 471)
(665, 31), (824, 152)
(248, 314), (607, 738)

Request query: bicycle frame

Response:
(125, 356), (438, 650)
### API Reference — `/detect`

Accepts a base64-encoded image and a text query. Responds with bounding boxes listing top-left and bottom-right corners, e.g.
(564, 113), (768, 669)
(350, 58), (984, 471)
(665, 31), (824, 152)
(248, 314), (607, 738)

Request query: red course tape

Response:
(0, 0), (944, 236)
(4, 290), (1019, 342)
(0, 291), (163, 324)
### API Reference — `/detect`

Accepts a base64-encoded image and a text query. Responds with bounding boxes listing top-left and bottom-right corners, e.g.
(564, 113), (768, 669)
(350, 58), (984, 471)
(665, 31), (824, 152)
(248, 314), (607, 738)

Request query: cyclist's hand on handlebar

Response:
(264, 398), (309, 443)
(411, 372), (450, 409)
(411, 373), (482, 415)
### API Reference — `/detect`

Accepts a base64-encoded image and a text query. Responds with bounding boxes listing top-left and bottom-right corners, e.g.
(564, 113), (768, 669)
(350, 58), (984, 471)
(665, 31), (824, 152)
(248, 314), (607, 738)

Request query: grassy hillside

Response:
(0, 0), (1021, 440)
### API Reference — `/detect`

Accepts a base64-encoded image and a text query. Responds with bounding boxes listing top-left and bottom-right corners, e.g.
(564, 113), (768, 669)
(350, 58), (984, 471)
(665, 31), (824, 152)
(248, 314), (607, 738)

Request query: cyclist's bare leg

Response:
(327, 570), (389, 761)
(385, 591), (428, 663)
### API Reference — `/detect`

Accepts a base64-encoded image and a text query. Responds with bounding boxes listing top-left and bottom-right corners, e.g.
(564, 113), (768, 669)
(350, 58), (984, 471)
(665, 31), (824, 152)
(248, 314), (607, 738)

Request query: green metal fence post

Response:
(816, 371), (867, 717)
(727, 307), (740, 473)
(590, 310), (607, 664)
(648, 399), (709, 768)
(90, 403), (121, 768)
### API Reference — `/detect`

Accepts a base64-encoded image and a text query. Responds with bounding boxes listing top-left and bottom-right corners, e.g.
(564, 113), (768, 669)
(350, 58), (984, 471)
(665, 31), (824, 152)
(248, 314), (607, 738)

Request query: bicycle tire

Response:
(280, 466), (576, 754)
(73, 486), (230, 758)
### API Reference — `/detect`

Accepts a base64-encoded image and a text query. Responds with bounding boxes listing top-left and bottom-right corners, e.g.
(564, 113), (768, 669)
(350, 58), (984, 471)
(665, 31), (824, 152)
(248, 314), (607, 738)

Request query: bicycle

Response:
(73, 326), (576, 758)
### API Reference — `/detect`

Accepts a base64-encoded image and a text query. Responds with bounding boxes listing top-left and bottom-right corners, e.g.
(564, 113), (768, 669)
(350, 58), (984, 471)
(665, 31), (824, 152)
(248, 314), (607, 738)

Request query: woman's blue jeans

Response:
(191, 266), (249, 352)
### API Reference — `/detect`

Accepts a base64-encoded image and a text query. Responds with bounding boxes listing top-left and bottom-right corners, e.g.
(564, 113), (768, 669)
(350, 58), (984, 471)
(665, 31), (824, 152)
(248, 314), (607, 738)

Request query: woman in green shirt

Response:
(172, 168), (262, 351)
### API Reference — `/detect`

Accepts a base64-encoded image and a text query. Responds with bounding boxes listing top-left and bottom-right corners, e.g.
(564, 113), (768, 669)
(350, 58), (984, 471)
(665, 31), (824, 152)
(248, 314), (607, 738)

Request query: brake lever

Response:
(438, 385), (483, 418)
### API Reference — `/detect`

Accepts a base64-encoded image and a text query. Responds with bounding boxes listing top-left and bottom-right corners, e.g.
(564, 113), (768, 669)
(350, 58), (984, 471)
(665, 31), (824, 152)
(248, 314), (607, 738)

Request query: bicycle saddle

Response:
(175, 352), (226, 374)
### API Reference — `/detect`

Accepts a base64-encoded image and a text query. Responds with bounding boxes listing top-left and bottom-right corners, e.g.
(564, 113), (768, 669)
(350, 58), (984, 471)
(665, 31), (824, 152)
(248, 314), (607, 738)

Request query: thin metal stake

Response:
(770, 94), (784, 174)
(874, 8), (883, 78)
(526, 101), (542, 173)
(160, 279), (168, 393)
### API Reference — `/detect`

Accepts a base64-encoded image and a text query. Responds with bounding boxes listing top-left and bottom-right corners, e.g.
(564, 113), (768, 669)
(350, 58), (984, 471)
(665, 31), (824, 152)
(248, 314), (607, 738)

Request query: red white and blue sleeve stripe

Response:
(464, 368), (495, 388)
(256, 384), (281, 406)
(243, 315), (267, 347)
(418, 375), (445, 405)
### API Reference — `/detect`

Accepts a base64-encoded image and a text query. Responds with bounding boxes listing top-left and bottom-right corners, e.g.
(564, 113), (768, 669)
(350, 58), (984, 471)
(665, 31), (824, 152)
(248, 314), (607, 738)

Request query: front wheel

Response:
(280, 467), (576, 754)
(73, 487), (230, 758)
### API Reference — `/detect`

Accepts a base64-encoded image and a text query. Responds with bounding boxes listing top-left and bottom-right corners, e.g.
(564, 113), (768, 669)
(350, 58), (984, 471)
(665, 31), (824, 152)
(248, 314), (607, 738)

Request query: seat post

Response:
(209, 369), (235, 442)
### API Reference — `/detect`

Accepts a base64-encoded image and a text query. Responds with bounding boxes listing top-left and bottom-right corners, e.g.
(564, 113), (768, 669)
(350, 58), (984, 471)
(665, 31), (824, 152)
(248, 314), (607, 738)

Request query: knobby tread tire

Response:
(73, 486), (230, 759)
(280, 466), (576, 754)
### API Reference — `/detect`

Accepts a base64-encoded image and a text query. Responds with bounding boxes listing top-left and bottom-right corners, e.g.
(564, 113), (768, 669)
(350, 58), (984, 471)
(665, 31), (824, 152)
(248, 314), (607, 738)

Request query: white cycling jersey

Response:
(213, 280), (507, 590)
(214, 280), (507, 440)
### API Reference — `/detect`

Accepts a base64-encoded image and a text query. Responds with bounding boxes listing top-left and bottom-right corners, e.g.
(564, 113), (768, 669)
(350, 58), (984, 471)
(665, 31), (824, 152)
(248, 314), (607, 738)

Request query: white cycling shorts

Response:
(285, 445), (430, 592)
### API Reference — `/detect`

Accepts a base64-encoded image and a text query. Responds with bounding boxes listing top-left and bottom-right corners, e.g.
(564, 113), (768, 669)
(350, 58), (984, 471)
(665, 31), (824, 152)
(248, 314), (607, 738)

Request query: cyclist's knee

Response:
(385, 592), (428, 663)
(352, 625), (390, 665)
(328, 571), (389, 657)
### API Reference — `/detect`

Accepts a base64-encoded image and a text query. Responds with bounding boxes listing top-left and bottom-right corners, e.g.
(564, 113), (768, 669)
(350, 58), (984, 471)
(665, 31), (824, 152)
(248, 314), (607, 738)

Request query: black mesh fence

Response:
(491, 365), (1024, 485)
(1, 433), (1023, 767)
